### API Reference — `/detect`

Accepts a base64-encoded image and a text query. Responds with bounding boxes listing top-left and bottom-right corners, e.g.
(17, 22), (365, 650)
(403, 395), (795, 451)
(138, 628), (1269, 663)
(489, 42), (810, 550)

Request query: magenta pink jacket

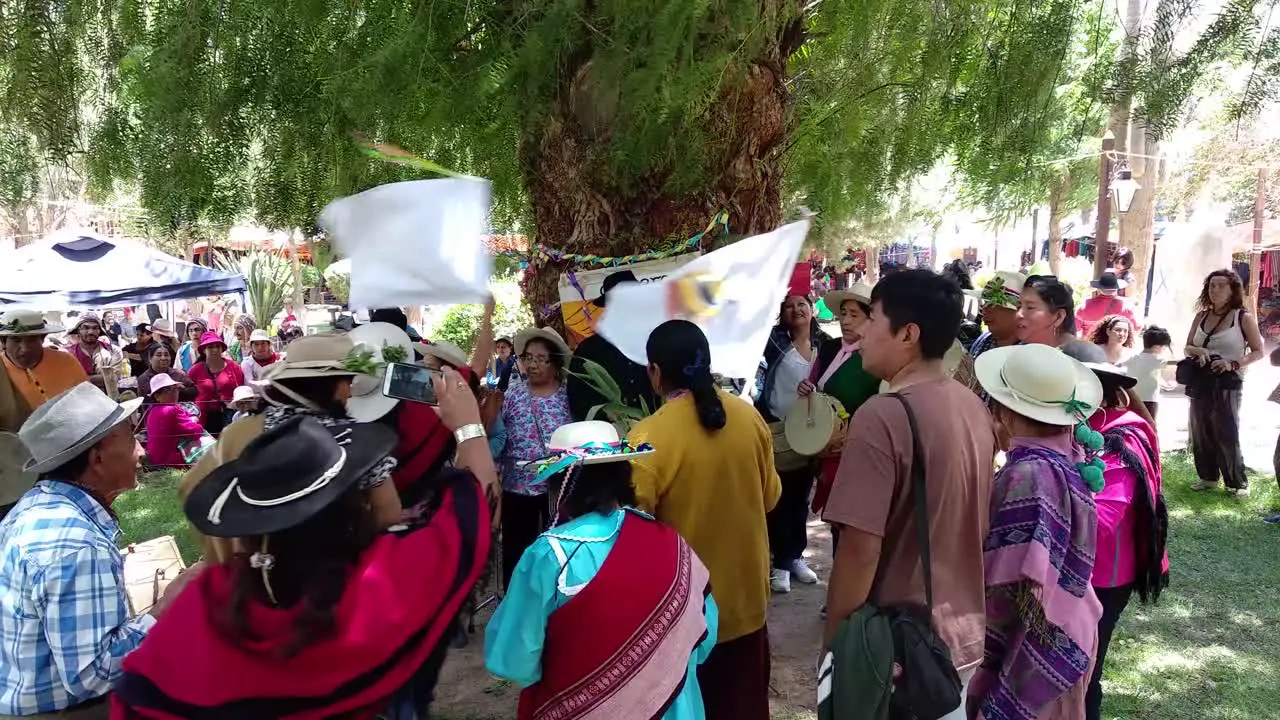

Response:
(145, 403), (206, 468)
(1088, 408), (1169, 588)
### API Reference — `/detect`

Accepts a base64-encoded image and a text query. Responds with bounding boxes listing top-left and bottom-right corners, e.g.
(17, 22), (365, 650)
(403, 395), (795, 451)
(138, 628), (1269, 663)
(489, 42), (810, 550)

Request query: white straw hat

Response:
(229, 385), (258, 406)
(345, 322), (414, 423)
(975, 344), (1103, 426)
(248, 329), (272, 343)
(0, 309), (64, 337)
(13, 382), (143, 474)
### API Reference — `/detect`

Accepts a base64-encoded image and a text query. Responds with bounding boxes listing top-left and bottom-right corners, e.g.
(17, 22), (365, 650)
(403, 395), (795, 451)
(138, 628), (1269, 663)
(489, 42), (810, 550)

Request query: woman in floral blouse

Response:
(499, 327), (574, 590)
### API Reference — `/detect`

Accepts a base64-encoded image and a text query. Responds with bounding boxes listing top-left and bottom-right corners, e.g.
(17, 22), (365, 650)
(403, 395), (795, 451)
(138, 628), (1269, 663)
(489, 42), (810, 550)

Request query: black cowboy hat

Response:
(594, 270), (639, 307)
(185, 415), (396, 538)
(1090, 271), (1127, 291)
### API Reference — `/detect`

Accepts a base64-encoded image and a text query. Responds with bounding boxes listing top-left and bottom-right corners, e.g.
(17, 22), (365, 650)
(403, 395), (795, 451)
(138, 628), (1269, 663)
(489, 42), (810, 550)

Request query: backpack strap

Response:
(888, 392), (935, 612)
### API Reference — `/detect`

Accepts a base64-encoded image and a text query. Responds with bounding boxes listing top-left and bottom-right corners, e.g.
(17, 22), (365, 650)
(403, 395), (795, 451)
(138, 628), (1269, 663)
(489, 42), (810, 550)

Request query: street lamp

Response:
(1109, 167), (1141, 214)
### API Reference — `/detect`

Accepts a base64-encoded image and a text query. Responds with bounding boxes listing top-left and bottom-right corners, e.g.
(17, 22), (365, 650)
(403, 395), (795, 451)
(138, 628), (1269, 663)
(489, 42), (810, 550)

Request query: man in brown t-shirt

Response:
(823, 270), (996, 706)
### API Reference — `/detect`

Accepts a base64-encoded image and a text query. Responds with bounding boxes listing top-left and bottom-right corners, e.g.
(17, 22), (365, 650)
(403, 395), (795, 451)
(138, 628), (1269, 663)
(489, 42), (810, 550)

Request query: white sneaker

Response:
(790, 559), (819, 584)
(1190, 480), (1218, 491)
(1229, 487), (1251, 497)
(770, 568), (791, 593)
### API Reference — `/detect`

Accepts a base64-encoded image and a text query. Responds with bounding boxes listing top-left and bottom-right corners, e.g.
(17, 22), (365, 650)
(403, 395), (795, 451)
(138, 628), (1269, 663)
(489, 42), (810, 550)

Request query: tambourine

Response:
(784, 392), (848, 457)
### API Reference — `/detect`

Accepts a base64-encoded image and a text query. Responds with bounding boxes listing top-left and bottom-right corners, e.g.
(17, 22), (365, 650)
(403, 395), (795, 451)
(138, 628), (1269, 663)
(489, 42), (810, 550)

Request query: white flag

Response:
(596, 220), (811, 379)
(319, 178), (494, 308)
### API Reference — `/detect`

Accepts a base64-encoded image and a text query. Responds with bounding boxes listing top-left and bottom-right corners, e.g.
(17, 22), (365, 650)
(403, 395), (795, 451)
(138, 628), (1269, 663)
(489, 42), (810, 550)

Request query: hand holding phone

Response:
(432, 366), (483, 432)
(382, 362), (442, 405)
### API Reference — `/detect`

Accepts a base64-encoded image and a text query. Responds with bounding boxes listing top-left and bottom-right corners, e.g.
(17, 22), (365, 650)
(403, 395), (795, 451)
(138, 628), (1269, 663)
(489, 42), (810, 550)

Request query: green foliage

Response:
(6, 0), (1277, 244)
(431, 282), (531, 355)
(568, 357), (651, 435)
(325, 270), (351, 305)
(1109, 0), (1278, 140)
(1, 0), (1120, 238)
(300, 263), (321, 288)
(955, 1), (1113, 225)
(223, 252), (293, 327)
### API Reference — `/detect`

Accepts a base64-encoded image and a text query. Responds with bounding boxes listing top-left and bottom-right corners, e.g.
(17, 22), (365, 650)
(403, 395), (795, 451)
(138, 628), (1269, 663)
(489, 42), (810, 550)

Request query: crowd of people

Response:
(0, 258), (1269, 720)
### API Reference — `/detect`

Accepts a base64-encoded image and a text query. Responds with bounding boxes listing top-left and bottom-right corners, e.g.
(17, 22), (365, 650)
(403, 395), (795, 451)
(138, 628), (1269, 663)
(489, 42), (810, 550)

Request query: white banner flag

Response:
(596, 220), (811, 379)
(319, 178), (494, 308)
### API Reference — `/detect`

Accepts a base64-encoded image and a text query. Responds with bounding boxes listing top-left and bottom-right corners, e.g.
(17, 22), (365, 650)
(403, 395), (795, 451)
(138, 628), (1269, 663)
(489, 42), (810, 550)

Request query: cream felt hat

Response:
(822, 282), (875, 313)
(0, 309), (64, 337)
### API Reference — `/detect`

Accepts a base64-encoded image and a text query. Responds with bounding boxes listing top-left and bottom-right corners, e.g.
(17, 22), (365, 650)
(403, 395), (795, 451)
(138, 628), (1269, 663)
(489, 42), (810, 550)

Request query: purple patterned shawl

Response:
(971, 440), (1102, 720)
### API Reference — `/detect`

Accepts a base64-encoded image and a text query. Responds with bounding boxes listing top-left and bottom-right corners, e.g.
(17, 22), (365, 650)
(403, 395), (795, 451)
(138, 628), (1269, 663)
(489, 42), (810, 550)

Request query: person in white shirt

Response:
(1122, 325), (1172, 419)
(239, 330), (280, 382)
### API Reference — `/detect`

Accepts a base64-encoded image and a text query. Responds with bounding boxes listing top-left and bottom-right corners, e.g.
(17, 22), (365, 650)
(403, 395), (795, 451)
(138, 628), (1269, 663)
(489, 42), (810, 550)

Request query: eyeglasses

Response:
(521, 354), (552, 365)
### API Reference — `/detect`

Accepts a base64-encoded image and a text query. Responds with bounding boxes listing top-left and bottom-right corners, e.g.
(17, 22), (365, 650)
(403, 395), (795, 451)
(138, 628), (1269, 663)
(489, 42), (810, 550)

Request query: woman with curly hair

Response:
(1182, 269), (1265, 495)
(1089, 314), (1135, 364)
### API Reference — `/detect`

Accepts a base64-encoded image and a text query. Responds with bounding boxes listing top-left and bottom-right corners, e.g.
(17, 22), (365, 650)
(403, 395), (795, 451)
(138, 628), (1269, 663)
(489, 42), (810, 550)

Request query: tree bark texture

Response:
(518, 21), (801, 334)
(1119, 142), (1160, 310)
(1048, 175), (1067, 276)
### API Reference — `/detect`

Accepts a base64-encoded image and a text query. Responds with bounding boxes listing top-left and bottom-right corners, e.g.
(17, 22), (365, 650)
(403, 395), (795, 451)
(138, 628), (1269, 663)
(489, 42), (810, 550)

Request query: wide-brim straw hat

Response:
(975, 344), (1103, 426)
(520, 420), (655, 482)
(13, 382), (143, 474)
(0, 309), (64, 337)
(345, 322), (414, 423)
(514, 327), (571, 359)
(261, 333), (361, 383)
(227, 385), (258, 408)
(419, 340), (469, 369)
(822, 282), (875, 313)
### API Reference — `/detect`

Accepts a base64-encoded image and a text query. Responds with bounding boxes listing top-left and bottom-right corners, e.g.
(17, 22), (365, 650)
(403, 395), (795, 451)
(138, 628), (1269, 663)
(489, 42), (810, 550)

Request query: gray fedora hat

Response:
(16, 382), (143, 474)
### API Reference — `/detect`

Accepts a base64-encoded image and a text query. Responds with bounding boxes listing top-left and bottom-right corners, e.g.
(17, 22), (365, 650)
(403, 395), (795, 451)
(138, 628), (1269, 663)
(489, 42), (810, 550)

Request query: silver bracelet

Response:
(454, 423), (487, 445)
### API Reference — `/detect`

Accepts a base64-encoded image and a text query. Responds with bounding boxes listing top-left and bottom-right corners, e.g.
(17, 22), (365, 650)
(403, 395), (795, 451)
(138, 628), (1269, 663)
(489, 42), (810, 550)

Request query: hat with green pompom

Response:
(974, 343), (1107, 491)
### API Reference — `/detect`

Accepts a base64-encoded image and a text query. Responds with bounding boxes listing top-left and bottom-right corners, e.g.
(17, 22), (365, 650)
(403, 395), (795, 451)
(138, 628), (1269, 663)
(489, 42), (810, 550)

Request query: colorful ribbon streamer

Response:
(500, 210), (730, 266)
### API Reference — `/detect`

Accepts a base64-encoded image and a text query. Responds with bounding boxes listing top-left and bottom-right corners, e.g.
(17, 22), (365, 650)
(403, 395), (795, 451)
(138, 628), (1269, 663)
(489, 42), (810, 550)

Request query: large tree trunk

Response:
(1120, 128), (1160, 312)
(518, 32), (798, 333)
(1048, 175), (1067, 276)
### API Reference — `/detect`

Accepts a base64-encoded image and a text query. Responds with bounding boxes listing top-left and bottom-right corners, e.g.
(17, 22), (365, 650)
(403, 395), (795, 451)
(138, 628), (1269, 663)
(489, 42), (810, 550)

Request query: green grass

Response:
(115, 470), (201, 563)
(114, 455), (1280, 720)
(1098, 450), (1280, 720)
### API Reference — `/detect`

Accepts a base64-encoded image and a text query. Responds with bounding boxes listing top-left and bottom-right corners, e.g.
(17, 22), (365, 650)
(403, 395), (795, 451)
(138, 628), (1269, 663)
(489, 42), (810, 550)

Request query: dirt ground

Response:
(430, 518), (833, 720)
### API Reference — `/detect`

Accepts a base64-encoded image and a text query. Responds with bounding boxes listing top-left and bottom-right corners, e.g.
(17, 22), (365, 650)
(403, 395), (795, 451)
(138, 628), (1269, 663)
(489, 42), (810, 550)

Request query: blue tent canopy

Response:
(0, 231), (246, 307)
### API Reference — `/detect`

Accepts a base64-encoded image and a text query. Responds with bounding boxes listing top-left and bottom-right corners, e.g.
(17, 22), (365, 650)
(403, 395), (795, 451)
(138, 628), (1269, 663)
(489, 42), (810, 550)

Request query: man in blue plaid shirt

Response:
(0, 383), (197, 718)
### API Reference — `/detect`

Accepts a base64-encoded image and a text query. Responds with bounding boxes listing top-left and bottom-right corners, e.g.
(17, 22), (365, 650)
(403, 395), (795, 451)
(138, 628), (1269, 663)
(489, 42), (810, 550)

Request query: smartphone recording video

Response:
(382, 362), (441, 405)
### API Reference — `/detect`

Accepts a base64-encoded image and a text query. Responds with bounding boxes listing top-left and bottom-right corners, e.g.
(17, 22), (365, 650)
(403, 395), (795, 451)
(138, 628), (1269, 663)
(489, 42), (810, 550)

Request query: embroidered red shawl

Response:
(517, 513), (712, 720)
(110, 471), (489, 720)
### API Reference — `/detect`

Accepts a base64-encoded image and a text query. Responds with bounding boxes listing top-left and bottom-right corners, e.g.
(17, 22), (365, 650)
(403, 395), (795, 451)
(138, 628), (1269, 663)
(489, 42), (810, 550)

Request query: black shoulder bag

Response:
(885, 393), (964, 720)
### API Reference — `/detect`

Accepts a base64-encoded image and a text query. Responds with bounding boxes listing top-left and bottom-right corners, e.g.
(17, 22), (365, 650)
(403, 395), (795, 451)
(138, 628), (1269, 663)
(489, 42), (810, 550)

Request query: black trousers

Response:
(1188, 389), (1247, 490)
(767, 467), (814, 570)
(502, 491), (548, 591)
(1086, 584), (1134, 720)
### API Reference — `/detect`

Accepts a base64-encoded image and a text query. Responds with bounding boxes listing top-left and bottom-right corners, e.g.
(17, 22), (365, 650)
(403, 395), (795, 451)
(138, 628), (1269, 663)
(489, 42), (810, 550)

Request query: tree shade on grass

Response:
(115, 450), (1280, 719)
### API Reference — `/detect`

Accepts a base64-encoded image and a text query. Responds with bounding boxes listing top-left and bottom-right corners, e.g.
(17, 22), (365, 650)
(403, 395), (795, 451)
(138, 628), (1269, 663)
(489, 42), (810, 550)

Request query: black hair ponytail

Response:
(645, 319), (726, 432)
(689, 369), (726, 431)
